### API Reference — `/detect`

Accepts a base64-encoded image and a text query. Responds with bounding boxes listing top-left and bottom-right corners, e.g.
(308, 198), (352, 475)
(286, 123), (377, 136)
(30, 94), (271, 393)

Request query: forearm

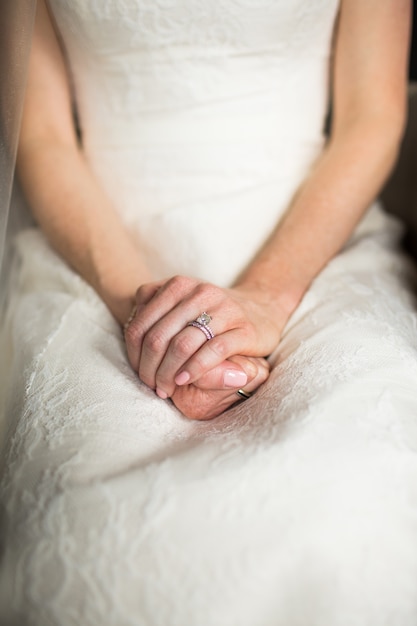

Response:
(17, 140), (152, 325)
(236, 117), (403, 319)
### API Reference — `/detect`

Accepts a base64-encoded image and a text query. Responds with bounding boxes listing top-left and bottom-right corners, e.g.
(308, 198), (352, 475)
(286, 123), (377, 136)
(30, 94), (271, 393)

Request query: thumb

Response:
(193, 356), (268, 391)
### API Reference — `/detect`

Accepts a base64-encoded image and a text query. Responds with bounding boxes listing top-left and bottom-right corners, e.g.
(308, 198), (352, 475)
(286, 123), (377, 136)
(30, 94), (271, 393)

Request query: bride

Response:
(1, 0), (417, 624)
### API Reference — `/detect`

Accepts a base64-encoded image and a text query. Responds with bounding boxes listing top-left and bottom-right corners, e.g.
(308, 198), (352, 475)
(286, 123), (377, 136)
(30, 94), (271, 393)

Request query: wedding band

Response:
(236, 388), (252, 400)
(187, 312), (214, 341)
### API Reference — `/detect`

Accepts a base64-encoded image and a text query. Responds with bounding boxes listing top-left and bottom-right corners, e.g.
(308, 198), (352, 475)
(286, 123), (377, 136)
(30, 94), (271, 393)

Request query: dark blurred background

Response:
(380, 3), (417, 259)
(411, 2), (417, 79)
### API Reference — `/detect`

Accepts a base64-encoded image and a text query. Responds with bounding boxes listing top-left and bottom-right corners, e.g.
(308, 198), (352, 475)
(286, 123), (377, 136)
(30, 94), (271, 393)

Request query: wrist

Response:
(106, 295), (137, 327)
(88, 251), (152, 327)
(92, 265), (147, 327)
(234, 272), (304, 324)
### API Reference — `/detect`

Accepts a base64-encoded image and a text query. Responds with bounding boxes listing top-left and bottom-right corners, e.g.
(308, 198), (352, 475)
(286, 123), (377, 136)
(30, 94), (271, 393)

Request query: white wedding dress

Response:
(2, 1), (417, 624)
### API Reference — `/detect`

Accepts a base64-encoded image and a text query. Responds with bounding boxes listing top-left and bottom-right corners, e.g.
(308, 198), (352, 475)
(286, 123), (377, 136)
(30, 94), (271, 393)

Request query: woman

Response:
(1, 0), (417, 624)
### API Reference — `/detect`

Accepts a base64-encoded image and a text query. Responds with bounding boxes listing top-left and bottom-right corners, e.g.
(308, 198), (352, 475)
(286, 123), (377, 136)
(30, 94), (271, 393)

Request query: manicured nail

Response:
(156, 388), (168, 399)
(175, 371), (190, 386)
(223, 369), (248, 388)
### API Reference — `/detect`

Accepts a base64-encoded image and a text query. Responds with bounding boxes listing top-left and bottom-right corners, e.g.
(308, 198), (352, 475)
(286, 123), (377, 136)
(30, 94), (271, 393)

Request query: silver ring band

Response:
(236, 388), (252, 400)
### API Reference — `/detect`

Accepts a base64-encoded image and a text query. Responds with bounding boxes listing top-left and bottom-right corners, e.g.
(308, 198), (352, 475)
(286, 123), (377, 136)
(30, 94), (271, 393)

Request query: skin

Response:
(18, 0), (411, 419)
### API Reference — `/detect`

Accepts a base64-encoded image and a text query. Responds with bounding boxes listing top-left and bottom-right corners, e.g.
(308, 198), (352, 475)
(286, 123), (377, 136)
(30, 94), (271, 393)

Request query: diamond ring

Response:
(187, 312), (214, 341)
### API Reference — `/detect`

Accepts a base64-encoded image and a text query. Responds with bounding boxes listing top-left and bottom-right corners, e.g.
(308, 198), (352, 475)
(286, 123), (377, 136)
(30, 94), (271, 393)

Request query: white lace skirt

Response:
(1, 205), (417, 625)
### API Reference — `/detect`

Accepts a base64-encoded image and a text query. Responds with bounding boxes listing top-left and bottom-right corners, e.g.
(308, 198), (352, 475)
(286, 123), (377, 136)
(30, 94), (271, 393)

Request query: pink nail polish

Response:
(223, 370), (248, 388)
(175, 371), (190, 386)
(156, 388), (168, 399)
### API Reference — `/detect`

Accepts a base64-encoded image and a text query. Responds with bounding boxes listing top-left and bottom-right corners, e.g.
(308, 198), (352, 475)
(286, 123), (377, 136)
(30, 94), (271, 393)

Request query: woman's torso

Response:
(48, 0), (340, 284)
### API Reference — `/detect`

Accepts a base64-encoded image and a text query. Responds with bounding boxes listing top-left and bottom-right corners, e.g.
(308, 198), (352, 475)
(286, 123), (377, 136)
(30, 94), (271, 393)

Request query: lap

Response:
(3, 220), (417, 480)
(2, 220), (417, 473)
(2, 221), (417, 625)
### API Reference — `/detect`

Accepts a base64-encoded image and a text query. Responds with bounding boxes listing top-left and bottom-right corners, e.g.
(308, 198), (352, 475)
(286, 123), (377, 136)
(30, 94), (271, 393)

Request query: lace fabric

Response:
(2, 2), (417, 625)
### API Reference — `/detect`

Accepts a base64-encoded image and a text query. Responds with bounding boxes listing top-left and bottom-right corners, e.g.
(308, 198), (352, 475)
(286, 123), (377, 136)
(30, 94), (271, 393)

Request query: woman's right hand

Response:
(170, 355), (270, 420)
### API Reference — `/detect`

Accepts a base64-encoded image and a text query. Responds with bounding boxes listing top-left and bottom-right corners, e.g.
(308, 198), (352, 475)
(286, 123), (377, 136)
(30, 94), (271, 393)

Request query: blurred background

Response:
(381, 2), (417, 257)
(410, 3), (417, 80)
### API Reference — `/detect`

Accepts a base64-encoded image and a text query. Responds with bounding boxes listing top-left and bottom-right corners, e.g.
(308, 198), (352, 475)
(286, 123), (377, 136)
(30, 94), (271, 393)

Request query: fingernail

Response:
(223, 369), (248, 388)
(156, 388), (168, 399)
(175, 371), (190, 386)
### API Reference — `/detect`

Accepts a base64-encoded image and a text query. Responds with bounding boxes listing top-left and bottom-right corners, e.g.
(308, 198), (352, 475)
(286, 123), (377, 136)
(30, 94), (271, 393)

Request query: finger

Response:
(192, 356), (267, 391)
(153, 315), (221, 397)
(135, 280), (165, 307)
(191, 359), (249, 391)
(142, 324), (207, 395)
(174, 328), (254, 388)
(228, 355), (270, 395)
(139, 296), (226, 394)
(172, 358), (270, 420)
(123, 282), (163, 332)
(125, 275), (198, 371)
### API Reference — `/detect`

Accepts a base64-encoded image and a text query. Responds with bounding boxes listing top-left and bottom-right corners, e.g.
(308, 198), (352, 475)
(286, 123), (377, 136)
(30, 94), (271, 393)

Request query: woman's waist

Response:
(84, 108), (326, 146)
(85, 134), (324, 218)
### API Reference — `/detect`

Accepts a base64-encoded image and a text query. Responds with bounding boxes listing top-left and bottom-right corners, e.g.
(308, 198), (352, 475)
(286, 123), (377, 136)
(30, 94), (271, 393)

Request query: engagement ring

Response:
(187, 311), (214, 341)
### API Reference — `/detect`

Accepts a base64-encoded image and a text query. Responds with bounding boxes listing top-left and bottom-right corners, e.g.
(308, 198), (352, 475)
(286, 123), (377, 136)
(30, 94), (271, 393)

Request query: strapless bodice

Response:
(48, 0), (340, 284)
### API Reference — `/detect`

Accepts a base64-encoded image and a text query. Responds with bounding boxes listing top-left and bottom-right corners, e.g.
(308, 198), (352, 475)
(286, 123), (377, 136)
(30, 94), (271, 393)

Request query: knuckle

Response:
(238, 323), (256, 347)
(168, 275), (195, 296)
(124, 322), (140, 346)
(126, 313), (149, 336)
(194, 282), (218, 302)
(243, 359), (258, 380)
(208, 337), (229, 360)
(143, 328), (167, 354)
(169, 275), (184, 288)
(171, 333), (196, 359)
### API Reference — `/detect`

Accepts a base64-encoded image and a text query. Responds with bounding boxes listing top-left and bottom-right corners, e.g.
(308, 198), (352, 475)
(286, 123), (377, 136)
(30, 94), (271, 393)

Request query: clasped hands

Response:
(124, 275), (286, 420)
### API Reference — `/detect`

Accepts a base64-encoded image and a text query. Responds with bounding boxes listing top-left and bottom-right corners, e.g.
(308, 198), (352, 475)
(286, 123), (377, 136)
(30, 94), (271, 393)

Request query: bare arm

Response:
(125, 0), (412, 401)
(237, 0), (411, 316)
(17, 0), (267, 417)
(17, 0), (152, 325)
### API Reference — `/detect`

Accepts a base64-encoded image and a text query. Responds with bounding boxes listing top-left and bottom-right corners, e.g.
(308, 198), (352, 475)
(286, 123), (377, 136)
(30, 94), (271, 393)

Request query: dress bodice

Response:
(48, 0), (340, 284)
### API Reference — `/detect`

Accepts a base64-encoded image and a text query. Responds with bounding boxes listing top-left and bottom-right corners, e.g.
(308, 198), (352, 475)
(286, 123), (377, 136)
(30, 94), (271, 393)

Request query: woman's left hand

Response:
(124, 275), (288, 399)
